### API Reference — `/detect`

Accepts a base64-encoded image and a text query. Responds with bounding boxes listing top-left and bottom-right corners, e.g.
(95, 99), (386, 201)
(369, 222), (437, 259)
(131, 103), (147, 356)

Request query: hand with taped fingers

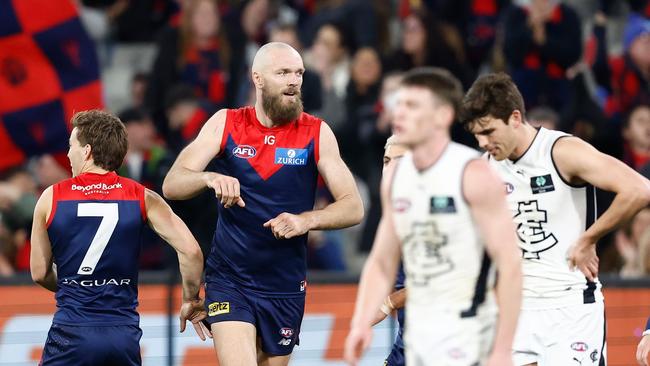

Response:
(203, 172), (245, 208)
(568, 236), (599, 282)
(263, 212), (312, 240)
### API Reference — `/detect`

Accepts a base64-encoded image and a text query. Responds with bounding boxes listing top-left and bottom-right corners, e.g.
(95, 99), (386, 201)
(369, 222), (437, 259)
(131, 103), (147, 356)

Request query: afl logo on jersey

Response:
(505, 182), (514, 194)
(393, 198), (411, 213)
(233, 145), (256, 159)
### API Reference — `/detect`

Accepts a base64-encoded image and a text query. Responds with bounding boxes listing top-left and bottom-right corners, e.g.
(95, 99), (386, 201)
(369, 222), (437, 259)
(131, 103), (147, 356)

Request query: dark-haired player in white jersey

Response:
(345, 68), (522, 366)
(460, 73), (650, 365)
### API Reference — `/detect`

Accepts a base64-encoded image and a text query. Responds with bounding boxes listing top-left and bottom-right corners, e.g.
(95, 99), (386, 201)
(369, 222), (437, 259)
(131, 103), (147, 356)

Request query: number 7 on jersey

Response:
(76, 203), (119, 275)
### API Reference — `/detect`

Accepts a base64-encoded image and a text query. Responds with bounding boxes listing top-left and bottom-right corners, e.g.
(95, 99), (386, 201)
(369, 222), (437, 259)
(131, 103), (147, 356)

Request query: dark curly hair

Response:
(459, 72), (526, 130)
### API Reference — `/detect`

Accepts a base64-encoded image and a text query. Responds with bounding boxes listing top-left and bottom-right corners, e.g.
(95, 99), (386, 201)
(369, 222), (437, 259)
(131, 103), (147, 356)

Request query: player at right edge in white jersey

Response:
(460, 72), (650, 366)
(344, 67), (523, 366)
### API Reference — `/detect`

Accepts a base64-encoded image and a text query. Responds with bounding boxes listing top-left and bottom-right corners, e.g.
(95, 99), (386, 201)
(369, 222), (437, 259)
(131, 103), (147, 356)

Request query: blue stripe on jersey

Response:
(48, 200), (143, 325)
(207, 136), (318, 296)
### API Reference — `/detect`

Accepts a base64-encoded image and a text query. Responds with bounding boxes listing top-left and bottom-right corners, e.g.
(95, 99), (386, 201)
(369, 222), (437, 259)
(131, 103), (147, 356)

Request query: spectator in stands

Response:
(307, 22), (351, 132)
(162, 85), (219, 256)
(592, 10), (650, 118)
(0, 167), (38, 274)
(298, 0), (379, 52)
(453, 0), (511, 76)
(222, 0), (273, 107)
(619, 14), (650, 112)
(146, 0), (231, 140)
(616, 208), (650, 277)
(502, 0), (582, 112)
(164, 84), (216, 154)
(269, 23), (323, 113)
(117, 108), (171, 269)
(385, 9), (472, 87)
(131, 72), (148, 108)
(622, 104), (650, 171)
(528, 105), (560, 130)
(31, 155), (70, 192)
(118, 108), (170, 192)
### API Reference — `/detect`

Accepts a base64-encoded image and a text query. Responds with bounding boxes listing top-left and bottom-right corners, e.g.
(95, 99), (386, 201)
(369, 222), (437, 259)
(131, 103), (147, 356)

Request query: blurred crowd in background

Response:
(0, 0), (649, 278)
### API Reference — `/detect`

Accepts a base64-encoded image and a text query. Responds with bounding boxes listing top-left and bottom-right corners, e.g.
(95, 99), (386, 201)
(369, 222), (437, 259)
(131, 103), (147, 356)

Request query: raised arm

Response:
(344, 160), (401, 365)
(163, 110), (226, 198)
(264, 122), (363, 239)
(464, 159), (522, 366)
(554, 137), (650, 280)
(30, 186), (57, 292)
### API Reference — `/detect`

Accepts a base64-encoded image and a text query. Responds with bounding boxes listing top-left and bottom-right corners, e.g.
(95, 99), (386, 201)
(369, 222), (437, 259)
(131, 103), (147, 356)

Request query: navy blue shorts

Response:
(385, 308), (405, 366)
(205, 277), (305, 356)
(40, 323), (142, 366)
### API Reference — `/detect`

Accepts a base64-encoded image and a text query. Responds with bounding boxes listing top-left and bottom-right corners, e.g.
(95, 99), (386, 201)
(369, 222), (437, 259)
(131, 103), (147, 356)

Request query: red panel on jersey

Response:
(0, 34), (62, 114)
(52, 172), (147, 223)
(224, 107), (321, 181)
(11, 0), (77, 34)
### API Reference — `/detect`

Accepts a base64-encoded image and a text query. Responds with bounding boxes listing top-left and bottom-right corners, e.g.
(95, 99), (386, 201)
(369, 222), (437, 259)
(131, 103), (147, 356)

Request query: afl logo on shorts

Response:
(233, 145), (256, 159)
(570, 342), (588, 352)
(279, 328), (294, 338)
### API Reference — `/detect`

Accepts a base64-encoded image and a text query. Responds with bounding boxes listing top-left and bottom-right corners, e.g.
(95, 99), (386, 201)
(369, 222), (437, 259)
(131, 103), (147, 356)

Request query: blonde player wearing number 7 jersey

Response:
(460, 73), (650, 366)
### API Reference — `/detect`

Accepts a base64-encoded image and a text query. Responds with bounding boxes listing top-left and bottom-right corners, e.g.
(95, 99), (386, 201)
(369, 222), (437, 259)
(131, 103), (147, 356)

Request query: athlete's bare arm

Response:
(30, 186), (57, 292)
(464, 159), (522, 366)
(162, 110), (245, 208)
(553, 137), (650, 280)
(264, 123), (363, 239)
(344, 161), (400, 365)
(145, 189), (210, 340)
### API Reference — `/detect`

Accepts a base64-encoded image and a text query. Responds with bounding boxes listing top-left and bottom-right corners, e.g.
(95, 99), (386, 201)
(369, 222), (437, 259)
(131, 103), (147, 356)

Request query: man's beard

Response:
(261, 86), (303, 125)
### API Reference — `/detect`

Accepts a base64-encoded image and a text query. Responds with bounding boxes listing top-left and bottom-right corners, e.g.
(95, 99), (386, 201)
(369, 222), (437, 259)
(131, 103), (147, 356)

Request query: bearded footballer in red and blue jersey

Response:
(163, 42), (364, 366)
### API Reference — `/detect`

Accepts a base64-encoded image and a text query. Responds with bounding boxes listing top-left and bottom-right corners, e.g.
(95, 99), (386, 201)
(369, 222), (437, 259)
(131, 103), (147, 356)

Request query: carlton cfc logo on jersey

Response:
(233, 145), (256, 159)
(275, 148), (307, 166)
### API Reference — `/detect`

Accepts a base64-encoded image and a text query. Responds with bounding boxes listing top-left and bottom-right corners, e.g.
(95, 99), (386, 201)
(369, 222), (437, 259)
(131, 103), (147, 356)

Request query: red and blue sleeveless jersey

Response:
(46, 171), (146, 326)
(207, 107), (322, 296)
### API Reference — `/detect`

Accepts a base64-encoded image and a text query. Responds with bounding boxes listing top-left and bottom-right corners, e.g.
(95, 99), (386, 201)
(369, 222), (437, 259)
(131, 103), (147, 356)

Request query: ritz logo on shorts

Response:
(208, 302), (230, 316)
(275, 148), (307, 166)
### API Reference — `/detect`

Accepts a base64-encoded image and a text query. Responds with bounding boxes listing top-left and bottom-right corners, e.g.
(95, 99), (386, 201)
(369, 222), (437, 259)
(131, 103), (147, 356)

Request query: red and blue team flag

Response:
(0, 0), (103, 172)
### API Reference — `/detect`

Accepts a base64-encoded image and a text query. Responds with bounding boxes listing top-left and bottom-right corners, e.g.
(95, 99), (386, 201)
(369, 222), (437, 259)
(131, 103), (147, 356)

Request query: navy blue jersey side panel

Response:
(48, 200), (143, 325)
(394, 263), (405, 290)
(207, 136), (318, 296)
